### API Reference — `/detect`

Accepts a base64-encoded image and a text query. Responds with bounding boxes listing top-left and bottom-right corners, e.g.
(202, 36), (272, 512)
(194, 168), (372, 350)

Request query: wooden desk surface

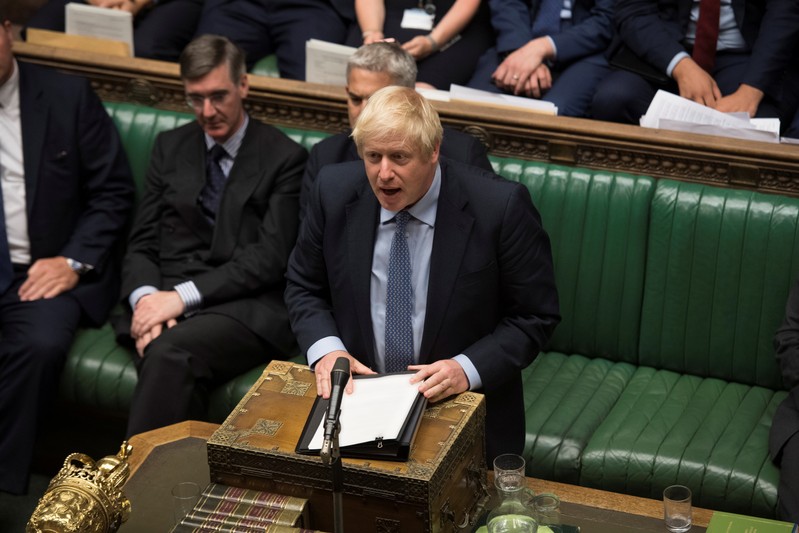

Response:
(125, 421), (713, 532)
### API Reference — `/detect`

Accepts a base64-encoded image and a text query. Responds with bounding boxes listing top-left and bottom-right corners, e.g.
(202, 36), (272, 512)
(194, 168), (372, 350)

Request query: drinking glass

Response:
(487, 454), (538, 533)
(663, 485), (692, 532)
(171, 481), (201, 525)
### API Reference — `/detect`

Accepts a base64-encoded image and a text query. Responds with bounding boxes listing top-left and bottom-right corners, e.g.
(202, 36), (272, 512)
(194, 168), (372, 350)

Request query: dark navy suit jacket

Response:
(615, 0), (799, 99)
(286, 157), (561, 462)
(490, 0), (615, 65)
(18, 62), (134, 325)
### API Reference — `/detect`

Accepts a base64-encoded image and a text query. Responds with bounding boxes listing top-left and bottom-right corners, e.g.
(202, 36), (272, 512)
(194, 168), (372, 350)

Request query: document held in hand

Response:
(296, 372), (427, 461)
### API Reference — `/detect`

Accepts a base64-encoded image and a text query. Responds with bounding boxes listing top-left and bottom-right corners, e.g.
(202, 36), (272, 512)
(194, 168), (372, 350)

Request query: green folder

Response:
(706, 511), (798, 533)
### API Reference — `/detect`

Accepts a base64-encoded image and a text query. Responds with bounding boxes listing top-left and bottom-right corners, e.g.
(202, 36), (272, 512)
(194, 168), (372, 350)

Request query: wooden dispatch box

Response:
(207, 361), (489, 533)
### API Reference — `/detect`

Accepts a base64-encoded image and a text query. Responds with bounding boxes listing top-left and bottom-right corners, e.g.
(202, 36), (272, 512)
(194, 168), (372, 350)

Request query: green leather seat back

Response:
(494, 161), (654, 363)
(103, 102), (194, 196)
(638, 180), (799, 389)
(580, 366), (785, 517)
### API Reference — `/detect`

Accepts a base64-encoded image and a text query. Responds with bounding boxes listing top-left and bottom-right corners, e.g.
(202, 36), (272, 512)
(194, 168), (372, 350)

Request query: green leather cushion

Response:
(639, 180), (799, 389)
(522, 352), (637, 483)
(580, 366), (785, 518)
(495, 161), (654, 364)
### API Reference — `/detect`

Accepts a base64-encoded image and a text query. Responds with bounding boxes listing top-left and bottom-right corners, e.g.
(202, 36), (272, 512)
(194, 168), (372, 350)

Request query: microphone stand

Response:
(320, 422), (344, 533)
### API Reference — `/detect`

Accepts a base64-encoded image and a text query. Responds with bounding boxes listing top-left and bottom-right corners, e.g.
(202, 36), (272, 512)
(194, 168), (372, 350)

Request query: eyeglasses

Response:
(185, 90), (230, 110)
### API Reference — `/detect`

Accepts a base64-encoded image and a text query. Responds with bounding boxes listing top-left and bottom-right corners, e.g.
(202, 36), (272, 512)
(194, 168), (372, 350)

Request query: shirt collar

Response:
(0, 59), (20, 111)
(380, 163), (441, 227)
(204, 113), (249, 157)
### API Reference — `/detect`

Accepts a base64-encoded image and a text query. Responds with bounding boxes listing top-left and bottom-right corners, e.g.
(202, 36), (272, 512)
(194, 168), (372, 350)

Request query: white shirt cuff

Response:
(453, 354), (482, 390)
(667, 52), (689, 78)
(307, 336), (347, 369)
(174, 281), (202, 314)
(129, 285), (157, 309)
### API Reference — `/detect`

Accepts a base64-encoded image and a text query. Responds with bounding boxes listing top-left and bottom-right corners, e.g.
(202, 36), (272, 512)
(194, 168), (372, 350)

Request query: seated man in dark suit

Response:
(771, 276), (799, 521)
(591, 0), (799, 126)
(0, 11), (134, 494)
(120, 35), (307, 436)
(26, 0), (203, 62)
(300, 41), (493, 219)
(467, 0), (615, 118)
(194, 0), (354, 78)
(285, 86), (560, 464)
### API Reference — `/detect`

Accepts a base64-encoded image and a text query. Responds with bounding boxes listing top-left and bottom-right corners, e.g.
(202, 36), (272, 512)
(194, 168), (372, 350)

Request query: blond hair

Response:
(352, 86), (443, 159)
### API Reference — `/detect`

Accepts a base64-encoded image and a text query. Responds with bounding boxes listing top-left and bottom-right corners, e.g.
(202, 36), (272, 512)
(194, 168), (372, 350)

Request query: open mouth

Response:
(381, 188), (401, 196)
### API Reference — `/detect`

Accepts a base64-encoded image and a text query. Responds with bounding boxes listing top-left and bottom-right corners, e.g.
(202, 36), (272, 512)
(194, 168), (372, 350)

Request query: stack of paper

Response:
(449, 84), (558, 115)
(640, 90), (780, 143)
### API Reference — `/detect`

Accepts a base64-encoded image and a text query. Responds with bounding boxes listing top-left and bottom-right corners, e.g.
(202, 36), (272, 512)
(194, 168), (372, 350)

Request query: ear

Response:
(429, 142), (441, 164)
(238, 73), (249, 99)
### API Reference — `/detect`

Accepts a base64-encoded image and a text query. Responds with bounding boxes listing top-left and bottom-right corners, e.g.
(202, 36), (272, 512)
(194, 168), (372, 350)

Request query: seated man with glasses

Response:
(117, 34), (307, 436)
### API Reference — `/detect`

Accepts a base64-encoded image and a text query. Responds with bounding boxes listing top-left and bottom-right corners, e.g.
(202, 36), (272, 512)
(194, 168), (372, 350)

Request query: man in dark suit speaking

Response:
(120, 35), (307, 436)
(0, 12), (134, 493)
(285, 86), (560, 463)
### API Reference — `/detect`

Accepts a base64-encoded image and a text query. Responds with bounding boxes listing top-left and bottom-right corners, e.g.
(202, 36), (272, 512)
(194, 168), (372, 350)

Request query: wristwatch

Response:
(66, 258), (92, 275)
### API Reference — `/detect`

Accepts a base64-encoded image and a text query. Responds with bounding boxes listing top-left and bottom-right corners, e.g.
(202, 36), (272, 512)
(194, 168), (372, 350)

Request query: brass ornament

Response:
(27, 442), (133, 533)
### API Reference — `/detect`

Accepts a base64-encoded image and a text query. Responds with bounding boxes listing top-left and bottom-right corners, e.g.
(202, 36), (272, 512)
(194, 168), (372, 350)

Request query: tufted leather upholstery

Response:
(61, 102), (795, 519)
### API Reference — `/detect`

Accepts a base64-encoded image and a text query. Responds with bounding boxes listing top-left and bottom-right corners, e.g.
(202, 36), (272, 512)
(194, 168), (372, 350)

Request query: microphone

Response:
(323, 357), (351, 444)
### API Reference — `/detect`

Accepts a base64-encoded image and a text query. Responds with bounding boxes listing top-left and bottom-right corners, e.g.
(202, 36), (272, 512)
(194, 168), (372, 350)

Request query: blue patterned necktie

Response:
(200, 144), (228, 222)
(531, 0), (562, 38)
(0, 157), (13, 294)
(385, 210), (414, 373)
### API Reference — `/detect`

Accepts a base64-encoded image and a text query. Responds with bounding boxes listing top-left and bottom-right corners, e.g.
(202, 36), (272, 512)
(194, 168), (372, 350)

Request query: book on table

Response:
(170, 483), (311, 532)
(295, 371), (427, 461)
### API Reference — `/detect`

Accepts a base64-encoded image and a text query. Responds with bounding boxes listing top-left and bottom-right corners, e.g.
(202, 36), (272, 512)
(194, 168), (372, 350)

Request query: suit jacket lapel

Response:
(346, 179), (380, 367)
(210, 121), (261, 258)
(421, 163), (474, 359)
(18, 64), (46, 218)
(173, 127), (213, 245)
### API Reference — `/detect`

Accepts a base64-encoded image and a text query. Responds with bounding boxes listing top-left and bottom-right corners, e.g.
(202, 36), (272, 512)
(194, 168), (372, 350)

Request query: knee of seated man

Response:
(139, 330), (209, 377)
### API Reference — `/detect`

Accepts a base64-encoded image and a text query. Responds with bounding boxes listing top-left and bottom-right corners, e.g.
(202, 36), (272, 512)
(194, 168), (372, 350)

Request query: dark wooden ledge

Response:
(15, 41), (799, 197)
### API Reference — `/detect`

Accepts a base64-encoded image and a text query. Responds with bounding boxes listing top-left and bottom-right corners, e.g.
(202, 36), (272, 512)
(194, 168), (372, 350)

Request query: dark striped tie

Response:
(385, 210), (413, 373)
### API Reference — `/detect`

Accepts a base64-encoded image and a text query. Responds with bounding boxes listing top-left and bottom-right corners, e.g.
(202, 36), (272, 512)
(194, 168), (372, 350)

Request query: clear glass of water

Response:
(663, 484), (692, 532)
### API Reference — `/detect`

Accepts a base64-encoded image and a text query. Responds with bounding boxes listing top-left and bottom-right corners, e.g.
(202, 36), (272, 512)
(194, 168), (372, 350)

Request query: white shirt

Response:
(0, 59), (30, 265)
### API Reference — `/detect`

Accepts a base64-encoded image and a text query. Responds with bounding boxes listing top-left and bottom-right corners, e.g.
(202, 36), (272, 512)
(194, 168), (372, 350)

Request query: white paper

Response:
(308, 374), (421, 449)
(65, 3), (134, 56)
(640, 90), (779, 142)
(415, 87), (452, 102)
(449, 84), (558, 115)
(400, 8), (435, 31)
(305, 39), (357, 86)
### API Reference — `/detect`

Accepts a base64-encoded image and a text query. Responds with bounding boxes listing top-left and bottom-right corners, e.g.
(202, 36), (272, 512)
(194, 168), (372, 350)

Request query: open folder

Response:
(295, 372), (427, 461)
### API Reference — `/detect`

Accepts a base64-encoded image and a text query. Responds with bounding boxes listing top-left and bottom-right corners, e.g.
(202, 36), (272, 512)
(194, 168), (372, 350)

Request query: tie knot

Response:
(209, 144), (227, 163)
(394, 210), (410, 231)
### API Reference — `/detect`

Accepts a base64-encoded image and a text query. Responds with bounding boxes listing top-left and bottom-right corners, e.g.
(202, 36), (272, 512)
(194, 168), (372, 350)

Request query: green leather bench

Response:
(63, 102), (792, 519)
(505, 164), (795, 518)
